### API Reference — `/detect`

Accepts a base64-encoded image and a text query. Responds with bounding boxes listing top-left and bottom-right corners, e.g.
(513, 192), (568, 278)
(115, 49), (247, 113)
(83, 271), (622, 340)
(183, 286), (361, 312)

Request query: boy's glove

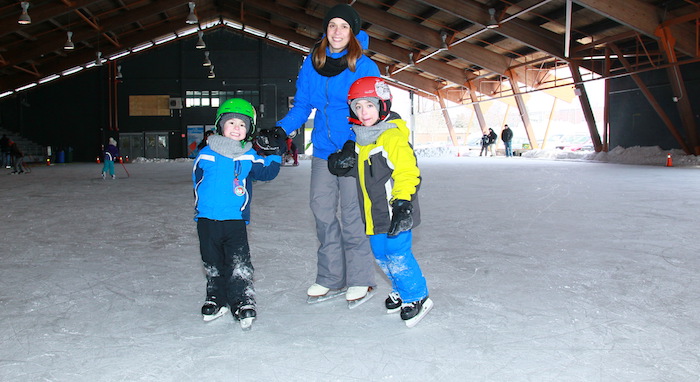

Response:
(254, 127), (287, 156)
(327, 140), (356, 176)
(387, 199), (413, 236)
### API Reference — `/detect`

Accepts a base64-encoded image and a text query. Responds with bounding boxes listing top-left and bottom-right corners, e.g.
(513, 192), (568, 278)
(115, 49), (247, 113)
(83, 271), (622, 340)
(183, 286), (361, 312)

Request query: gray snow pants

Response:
(310, 156), (376, 289)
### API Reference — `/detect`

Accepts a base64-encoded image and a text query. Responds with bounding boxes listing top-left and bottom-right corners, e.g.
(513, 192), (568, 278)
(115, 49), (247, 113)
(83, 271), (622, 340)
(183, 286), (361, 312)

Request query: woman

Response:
(257, 4), (380, 306)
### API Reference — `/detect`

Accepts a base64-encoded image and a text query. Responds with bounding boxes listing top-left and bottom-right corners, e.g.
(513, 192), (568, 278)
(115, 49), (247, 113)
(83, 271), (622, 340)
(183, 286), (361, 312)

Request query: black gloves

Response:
(327, 140), (356, 176)
(388, 200), (413, 236)
(254, 127), (287, 156)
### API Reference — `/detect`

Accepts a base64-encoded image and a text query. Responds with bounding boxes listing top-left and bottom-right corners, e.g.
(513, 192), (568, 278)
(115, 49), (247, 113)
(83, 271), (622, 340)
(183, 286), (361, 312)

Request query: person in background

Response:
(0, 134), (10, 169)
(501, 124), (514, 157)
(255, 4), (380, 307)
(479, 130), (490, 157)
(102, 137), (119, 179)
(197, 130), (215, 152)
(487, 128), (498, 157)
(285, 137), (299, 166)
(193, 98), (284, 331)
(328, 76), (432, 327)
(9, 141), (25, 174)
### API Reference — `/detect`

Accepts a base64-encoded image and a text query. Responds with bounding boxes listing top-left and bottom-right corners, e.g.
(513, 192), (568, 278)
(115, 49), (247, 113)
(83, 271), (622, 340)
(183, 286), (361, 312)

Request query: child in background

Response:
(102, 137), (119, 179)
(192, 98), (284, 331)
(328, 77), (433, 327)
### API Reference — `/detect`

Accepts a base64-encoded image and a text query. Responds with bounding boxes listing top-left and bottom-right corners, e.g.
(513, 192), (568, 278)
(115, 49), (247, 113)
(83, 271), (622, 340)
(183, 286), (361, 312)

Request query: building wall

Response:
(608, 61), (700, 151)
(0, 28), (305, 161)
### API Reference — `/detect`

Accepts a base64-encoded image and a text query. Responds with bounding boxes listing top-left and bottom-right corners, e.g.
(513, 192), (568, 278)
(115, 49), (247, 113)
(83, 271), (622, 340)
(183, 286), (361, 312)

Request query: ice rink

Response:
(1, 151), (699, 381)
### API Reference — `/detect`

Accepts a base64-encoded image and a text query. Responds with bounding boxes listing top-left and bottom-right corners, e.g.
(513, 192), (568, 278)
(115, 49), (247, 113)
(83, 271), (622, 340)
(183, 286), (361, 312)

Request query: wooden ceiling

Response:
(1, 0), (698, 103)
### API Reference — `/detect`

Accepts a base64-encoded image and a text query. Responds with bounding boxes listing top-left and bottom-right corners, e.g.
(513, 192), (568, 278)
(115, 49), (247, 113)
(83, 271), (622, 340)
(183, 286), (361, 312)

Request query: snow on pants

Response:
(197, 218), (255, 309)
(369, 230), (428, 303)
(310, 156), (376, 289)
(102, 160), (115, 176)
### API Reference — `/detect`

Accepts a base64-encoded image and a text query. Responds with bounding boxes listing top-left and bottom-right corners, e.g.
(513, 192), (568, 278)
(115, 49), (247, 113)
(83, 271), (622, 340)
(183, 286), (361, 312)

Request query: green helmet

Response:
(215, 98), (257, 140)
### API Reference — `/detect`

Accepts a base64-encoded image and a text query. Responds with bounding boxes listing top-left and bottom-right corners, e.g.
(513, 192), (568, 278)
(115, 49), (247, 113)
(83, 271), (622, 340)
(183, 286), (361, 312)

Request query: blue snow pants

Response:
(369, 230), (428, 303)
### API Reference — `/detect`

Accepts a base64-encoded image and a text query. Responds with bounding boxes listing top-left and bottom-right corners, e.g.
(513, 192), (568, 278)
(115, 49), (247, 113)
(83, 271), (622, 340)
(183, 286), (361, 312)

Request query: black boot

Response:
(201, 296), (229, 321)
(400, 297), (428, 320)
(385, 292), (402, 313)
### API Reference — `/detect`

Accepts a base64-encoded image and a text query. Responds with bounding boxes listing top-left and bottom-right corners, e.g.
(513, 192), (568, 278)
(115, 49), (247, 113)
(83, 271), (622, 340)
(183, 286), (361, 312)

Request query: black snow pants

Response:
(197, 218), (255, 309)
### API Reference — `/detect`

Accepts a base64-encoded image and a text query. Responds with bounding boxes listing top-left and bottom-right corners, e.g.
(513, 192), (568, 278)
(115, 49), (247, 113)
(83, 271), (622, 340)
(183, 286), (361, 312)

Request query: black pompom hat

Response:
(322, 4), (361, 35)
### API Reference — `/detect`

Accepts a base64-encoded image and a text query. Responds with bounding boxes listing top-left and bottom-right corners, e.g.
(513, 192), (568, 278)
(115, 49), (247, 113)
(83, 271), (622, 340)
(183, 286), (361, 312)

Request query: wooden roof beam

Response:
(417, 0), (567, 60)
(574, 0), (696, 57)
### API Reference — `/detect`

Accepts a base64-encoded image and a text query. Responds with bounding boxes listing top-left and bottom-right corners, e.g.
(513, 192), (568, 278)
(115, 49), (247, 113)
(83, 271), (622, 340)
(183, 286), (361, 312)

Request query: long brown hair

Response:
(312, 33), (363, 72)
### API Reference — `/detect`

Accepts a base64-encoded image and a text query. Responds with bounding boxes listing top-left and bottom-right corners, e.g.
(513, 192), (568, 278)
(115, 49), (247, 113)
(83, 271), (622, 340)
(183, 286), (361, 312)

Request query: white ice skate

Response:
(346, 286), (375, 309)
(306, 283), (347, 304)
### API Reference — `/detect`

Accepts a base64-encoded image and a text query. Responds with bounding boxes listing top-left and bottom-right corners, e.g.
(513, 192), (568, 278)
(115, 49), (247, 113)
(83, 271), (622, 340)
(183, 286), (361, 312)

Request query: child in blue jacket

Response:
(193, 98), (283, 330)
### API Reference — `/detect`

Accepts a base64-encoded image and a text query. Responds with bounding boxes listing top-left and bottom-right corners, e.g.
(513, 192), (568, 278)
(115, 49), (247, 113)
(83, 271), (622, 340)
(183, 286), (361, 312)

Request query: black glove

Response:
(388, 200), (413, 236)
(327, 140), (356, 176)
(254, 127), (287, 156)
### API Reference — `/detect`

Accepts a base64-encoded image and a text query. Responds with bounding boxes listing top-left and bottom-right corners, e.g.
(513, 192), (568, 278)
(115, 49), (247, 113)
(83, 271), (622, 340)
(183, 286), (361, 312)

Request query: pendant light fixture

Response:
(64, 31), (75, 50)
(186, 2), (198, 24)
(18, 2), (31, 25)
(195, 30), (206, 49)
(203, 51), (212, 67)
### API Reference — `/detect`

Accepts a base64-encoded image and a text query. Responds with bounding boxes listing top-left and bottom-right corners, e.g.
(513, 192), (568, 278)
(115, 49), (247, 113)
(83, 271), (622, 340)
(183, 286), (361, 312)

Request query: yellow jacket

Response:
(355, 117), (421, 235)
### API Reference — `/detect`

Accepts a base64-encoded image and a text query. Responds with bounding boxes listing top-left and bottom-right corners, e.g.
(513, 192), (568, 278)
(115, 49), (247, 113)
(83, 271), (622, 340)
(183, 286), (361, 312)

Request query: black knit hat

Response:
(322, 4), (361, 35)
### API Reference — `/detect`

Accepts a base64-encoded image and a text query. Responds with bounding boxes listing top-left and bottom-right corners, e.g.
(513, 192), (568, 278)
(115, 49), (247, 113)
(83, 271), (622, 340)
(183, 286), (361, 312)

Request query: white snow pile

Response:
(523, 145), (700, 167)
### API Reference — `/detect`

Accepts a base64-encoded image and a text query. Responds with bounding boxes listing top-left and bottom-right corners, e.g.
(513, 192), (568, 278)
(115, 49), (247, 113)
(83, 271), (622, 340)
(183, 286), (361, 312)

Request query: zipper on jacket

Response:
(324, 77), (335, 151)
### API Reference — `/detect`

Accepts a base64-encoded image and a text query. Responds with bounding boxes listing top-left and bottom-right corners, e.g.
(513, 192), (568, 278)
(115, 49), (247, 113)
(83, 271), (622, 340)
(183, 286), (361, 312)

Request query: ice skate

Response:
(101, 172), (106, 179)
(306, 283), (346, 304)
(401, 297), (433, 328)
(385, 291), (402, 314)
(234, 305), (256, 331)
(201, 300), (229, 322)
(346, 286), (375, 309)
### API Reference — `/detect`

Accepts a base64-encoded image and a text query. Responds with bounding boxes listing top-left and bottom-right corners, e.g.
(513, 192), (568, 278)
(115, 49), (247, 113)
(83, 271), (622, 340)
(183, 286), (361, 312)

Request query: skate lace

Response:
(388, 292), (401, 304)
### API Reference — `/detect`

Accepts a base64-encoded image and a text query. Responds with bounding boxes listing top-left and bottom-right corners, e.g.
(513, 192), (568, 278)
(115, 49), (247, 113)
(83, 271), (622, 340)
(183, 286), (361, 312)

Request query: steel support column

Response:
(569, 63), (603, 152)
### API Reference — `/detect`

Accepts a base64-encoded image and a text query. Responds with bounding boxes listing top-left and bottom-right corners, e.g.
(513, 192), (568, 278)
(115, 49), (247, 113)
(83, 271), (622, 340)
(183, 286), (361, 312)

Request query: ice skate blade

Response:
(386, 306), (401, 314)
(404, 298), (433, 328)
(202, 306), (230, 322)
(306, 288), (347, 304)
(239, 317), (254, 331)
(347, 288), (376, 310)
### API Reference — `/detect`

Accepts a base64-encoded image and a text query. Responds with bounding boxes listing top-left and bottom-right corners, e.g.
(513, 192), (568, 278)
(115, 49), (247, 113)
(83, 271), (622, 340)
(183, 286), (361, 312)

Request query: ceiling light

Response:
(195, 30), (206, 49)
(439, 31), (448, 51)
(116, 65), (123, 79)
(64, 31), (75, 50)
(95, 51), (103, 67)
(408, 52), (415, 67)
(18, 2), (31, 25)
(486, 8), (499, 29)
(186, 2), (198, 25)
(203, 51), (212, 67)
(208, 65), (215, 78)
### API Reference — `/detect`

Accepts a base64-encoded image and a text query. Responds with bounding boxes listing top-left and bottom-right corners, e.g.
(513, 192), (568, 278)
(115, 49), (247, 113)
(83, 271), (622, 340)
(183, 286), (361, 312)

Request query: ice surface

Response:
(1, 147), (699, 381)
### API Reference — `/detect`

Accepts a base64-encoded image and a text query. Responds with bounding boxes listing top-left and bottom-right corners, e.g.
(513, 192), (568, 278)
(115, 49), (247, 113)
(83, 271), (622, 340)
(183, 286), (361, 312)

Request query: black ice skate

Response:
(385, 291), (402, 314)
(234, 305), (256, 331)
(201, 300), (229, 322)
(400, 297), (434, 328)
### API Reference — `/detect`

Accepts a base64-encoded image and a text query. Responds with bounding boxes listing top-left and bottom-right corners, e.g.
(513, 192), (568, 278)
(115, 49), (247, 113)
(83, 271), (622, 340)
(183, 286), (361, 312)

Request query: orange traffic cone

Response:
(666, 153), (673, 167)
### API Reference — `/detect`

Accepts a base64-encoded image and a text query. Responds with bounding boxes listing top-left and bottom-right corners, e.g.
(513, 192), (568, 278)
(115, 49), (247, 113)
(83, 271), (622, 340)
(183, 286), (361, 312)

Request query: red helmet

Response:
(347, 76), (392, 125)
